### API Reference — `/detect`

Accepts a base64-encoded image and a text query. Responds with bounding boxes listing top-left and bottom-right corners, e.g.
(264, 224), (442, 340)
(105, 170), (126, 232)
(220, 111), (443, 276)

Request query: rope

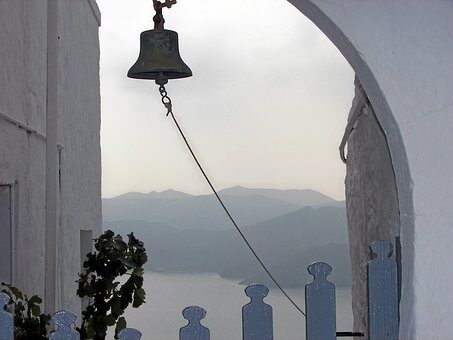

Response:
(158, 84), (306, 318)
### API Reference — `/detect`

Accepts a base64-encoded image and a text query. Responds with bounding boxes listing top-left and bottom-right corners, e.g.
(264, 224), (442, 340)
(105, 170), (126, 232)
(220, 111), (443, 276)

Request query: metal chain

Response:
(158, 84), (173, 116)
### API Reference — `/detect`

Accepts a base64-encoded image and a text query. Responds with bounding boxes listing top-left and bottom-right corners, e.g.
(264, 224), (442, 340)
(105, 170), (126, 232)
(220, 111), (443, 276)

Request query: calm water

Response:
(118, 272), (352, 340)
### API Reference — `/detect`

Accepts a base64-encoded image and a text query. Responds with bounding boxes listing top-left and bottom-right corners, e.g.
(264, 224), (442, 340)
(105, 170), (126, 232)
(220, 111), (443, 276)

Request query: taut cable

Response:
(157, 84), (306, 318)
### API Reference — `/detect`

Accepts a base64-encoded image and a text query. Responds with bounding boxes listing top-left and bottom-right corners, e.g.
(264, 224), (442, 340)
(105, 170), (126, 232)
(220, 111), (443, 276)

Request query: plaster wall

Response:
(0, 0), (101, 312)
(56, 0), (102, 313)
(288, 1), (453, 338)
(345, 80), (399, 338)
(0, 0), (48, 298)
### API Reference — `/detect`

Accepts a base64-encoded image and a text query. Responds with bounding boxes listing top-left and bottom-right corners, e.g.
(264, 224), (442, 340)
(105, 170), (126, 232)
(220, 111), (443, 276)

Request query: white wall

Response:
(346, 79), (400, 338)
(0, 0), (102, 313)
(56, 0), (102, 313)
(288, 1), (453, 338)
(0, 0), (48, 299)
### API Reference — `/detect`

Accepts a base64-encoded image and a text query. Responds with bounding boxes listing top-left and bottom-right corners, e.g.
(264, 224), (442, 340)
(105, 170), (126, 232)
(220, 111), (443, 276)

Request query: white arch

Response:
(287, 1), (453, 338)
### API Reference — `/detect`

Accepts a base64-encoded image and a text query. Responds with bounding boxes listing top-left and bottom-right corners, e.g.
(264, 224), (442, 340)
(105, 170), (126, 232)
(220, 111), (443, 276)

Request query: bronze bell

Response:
(128, 28), (192, 83)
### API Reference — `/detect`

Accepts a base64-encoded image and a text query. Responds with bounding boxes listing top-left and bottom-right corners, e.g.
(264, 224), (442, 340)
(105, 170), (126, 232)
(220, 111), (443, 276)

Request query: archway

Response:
(287, 0), (415, 336)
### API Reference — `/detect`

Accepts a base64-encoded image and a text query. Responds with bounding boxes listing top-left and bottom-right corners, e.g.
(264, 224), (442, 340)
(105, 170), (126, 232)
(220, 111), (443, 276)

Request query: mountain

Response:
(218, 186), (338, 206)
(103, 194), (302, 231)
(114, 189), (193, 200)
(104, 206), (350, 287)
(239, 206), (348, 259)
(103, 187), (340, 231)
(218, 206), (349, 284)
(312, 200), (345, 208)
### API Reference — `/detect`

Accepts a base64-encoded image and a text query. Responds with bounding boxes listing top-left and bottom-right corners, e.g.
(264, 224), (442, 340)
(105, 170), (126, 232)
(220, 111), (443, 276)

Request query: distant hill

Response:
(114, 189), (193, 200)
(103, 187), (341, 231)
(104, 205), (351, 287)
(103, 194), (302, 231)
(312, 200), (345, 208)
(218, 186), (338, 207)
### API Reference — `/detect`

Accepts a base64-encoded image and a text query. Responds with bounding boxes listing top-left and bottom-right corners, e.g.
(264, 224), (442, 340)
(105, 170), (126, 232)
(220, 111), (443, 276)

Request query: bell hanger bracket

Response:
(153, 0), (177, 31)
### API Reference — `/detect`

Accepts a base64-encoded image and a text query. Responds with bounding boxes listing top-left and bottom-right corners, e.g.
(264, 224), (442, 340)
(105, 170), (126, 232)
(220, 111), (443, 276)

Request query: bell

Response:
(128, 29), (192, 83)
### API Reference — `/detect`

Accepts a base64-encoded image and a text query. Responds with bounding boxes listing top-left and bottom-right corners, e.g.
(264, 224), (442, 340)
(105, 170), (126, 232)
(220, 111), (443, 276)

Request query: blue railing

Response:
(0, 240), (398, 339)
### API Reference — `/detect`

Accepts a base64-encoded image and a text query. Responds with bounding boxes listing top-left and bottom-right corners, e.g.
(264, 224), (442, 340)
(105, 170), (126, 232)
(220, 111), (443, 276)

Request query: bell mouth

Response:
(128, 29), (193, 81)
(127, 70), (192, 80)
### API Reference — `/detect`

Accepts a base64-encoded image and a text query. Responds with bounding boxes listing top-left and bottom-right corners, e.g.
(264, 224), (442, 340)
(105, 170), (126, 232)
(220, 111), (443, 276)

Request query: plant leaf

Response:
(30, 305), (40, 317)
(132, 268), (144, 277)
(132, 288), (146, 308)
(114, 316), (127, 338)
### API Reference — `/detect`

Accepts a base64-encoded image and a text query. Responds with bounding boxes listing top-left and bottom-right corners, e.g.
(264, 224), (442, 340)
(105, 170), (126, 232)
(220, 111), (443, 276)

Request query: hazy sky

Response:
(98, 0), (354, 200)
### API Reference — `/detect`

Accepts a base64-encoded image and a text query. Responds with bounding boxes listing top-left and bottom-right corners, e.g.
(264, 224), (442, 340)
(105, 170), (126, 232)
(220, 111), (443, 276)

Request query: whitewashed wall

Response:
(288, 1), (453, 338)
(0, 0), (48, 301)
(345, 79), (399, 339)
(0, 0), (101, 314)
(56, 0), (102, 314)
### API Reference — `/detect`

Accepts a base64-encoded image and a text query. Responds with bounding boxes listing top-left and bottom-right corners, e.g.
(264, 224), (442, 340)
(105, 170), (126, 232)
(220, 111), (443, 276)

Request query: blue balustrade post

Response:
(49, 310), (80, 340)
(368, 240), (398, 340)
(118, 328), (142, 340)
(305, 262), (336, 340)
(179, 306), (210, 340)
(0, 293), (13, 340)
(242, 284), (273, 340)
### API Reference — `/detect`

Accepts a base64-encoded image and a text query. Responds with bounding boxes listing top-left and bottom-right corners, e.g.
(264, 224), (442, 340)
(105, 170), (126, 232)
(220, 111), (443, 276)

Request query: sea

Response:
(117, 272), (353, 340)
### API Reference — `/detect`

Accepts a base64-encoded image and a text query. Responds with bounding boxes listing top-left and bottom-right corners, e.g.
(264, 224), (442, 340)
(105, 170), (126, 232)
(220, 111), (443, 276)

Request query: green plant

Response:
(77, 230), (148, 340)
(0, 282), (51, 340)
